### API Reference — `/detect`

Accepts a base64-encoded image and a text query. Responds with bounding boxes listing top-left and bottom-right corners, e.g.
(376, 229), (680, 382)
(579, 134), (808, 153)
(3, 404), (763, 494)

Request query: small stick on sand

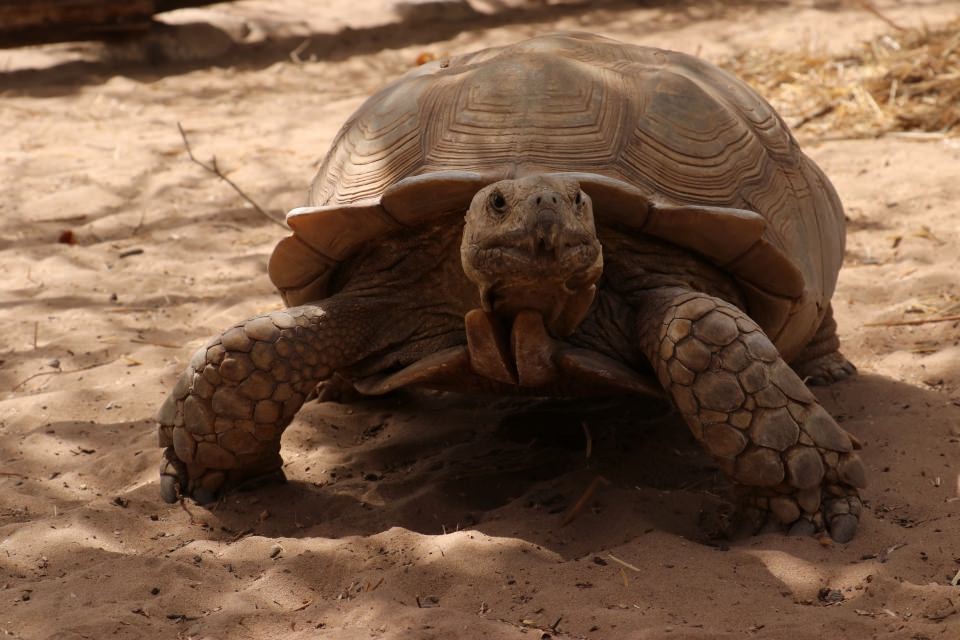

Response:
(794, 104), (836, 130)
(886, 131), (951, 141)
(561, 475), (609, 526)
(176, 122), (287, 229)
(289, 39), (310, 64)
(608, 552), (641, 572)
(853, 0), (906, 32)
(178, 496), (199, 525)
(130, 337), (183, 349)
(132, 210), (147, 235)
(291, 599), (313, 611)
(12, 361), (110, 392)
(581, 421), (593, 459)
(865, 314), (960, 327)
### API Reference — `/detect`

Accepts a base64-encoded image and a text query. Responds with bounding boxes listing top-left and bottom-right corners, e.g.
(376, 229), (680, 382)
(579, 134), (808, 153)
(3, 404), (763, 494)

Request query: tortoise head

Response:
(461, 175), (603, 336)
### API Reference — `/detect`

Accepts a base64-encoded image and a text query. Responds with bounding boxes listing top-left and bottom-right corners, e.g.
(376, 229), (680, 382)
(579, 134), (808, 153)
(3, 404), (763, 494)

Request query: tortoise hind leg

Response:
(313, 373), (366, 404)
(790, 304), (856, 385)
(631, 287), (866, 542)
(157, 300), (385, 504)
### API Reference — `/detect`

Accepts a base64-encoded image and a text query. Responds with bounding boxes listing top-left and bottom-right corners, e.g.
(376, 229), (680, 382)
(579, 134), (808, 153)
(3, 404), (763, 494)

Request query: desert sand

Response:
(2, 1), (960, 638)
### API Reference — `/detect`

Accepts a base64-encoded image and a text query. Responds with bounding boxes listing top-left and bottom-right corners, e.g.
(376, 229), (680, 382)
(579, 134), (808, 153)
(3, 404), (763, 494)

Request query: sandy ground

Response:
(2, 1), (960, 638)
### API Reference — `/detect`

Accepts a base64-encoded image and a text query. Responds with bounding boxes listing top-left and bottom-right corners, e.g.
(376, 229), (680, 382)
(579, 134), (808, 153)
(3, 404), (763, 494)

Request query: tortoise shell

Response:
(269, 32), (845, 361)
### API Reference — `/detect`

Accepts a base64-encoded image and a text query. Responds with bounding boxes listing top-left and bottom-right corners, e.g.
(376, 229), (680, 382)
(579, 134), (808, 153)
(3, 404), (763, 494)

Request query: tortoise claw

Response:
(158, 446), (286, 505)
(159, 473), (180, 504)
(822, 495), (862, 543)
(159, 447), (186, 503)
(737, 506), (768, 538)
(782, 496), (860, 542)
(732, 490), (861, 542)
(787, 517), (816, 537)
(827, 513), (859, 543)
(713, 502), (773, 541)
(795, 352), (857, 386)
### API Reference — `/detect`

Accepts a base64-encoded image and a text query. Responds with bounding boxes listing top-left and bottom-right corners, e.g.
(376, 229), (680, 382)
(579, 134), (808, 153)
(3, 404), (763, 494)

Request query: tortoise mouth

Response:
(479, 272), (598, 313)
(472, 248), (603, 337)
(467, 235), (601, 277)
(477, 241), (600, 272)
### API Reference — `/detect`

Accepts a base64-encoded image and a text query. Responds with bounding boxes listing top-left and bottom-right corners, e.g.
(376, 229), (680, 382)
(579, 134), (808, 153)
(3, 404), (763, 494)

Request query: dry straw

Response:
(726, 17), (960, 141)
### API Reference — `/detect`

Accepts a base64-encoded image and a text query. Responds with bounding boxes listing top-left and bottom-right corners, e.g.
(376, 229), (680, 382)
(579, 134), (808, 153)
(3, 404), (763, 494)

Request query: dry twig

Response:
(865, 314), (960, 327)
(176, 122), (286, 229)
(853, 0), (905, 32)
(728, 18), (960, 140)
(291, 599), (313, 611)
(12, 361), (110, 392)
(607, 552), (642, 572)
(561, 475), (609, 526)
(130, 337), (183, 349)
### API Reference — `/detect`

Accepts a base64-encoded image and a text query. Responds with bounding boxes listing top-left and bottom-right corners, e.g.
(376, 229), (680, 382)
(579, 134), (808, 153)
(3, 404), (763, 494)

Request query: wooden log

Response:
(0, 0), (229, 48)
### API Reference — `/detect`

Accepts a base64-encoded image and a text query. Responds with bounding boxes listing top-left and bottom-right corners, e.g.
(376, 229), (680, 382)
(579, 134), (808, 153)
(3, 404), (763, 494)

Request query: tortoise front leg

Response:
(632, 287), (866, 542)
(157, 300), (381, 504)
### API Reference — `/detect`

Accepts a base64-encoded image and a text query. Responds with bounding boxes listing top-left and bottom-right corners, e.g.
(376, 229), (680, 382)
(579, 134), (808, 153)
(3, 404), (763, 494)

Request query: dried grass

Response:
(726, 17), (960, 140)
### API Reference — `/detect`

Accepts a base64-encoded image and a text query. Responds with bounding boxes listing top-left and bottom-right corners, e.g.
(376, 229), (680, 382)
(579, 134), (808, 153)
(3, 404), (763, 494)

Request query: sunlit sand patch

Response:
(746, 549), (878, 601)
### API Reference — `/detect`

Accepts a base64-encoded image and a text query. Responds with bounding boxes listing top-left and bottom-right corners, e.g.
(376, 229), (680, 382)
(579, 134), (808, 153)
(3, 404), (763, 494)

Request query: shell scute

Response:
(287, 201), (401, 261)
(272, 33), (845, 353)
(268, 235), (336, 307)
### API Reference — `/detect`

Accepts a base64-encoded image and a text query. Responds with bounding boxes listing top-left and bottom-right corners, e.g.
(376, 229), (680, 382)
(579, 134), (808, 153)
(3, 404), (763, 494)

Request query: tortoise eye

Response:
(490, 192), (507, 213)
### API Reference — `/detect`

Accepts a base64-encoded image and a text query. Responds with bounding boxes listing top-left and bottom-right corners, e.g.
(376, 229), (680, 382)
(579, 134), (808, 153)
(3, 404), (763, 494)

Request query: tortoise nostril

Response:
(551, 196), (558, 204)
(536, 196), (542, 205)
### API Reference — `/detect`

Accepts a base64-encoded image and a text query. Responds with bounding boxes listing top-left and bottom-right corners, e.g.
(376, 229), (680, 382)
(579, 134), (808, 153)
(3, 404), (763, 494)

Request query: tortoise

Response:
(157, 32), (866, 541)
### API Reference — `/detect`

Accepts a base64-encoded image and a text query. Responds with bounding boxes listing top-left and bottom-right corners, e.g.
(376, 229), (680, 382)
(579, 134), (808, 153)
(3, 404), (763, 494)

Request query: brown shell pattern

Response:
(275, 32), (845, 356)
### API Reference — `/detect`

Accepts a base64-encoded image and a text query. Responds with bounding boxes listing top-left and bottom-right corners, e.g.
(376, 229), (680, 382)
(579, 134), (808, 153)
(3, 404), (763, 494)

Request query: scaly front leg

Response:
(633, 287), (866, 542)
(157, 299), (383, 504)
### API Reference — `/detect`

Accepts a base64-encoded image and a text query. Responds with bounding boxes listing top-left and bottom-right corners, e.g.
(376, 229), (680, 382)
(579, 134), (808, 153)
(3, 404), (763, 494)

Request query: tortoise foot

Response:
(793, 351), (857, 386)
(643, 290), (867, 542)
(159, 447), (188, 503)
(159, 446), (286, 504)
(156, 305), (363, 505)
(734, 484), (863, 543)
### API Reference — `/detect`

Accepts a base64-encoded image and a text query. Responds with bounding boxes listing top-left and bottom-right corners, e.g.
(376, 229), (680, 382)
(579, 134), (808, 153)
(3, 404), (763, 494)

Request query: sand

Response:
(2, 1), (960, 638)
